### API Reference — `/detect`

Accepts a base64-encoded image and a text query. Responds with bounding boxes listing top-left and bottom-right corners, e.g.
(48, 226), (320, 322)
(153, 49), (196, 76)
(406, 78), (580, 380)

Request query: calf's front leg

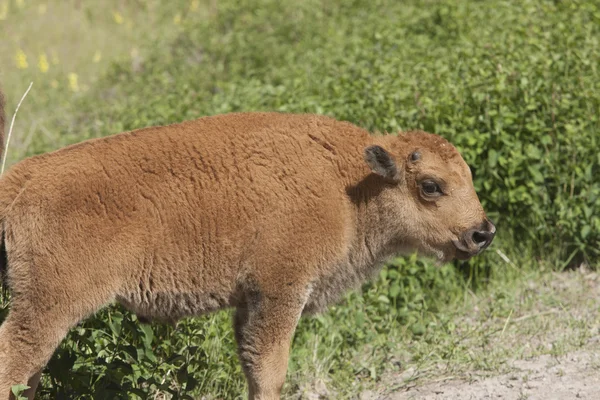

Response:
(234, 285), (309, 400)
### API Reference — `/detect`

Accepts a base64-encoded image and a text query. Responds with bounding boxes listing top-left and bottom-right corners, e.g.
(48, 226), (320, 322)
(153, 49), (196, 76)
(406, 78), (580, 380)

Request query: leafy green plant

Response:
(11, 384), (29, 400)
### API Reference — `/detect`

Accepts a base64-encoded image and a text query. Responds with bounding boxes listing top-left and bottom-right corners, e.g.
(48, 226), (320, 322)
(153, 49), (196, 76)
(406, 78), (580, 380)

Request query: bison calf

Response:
(0, 95), (494, 399)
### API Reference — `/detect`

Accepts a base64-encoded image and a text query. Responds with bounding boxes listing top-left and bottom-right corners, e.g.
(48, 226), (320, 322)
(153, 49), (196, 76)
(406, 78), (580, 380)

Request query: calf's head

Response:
(364, 131), (495, 262)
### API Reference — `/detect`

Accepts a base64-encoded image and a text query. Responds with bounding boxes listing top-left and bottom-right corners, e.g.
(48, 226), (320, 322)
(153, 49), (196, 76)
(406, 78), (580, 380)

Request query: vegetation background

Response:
(0, 0), (598, 398)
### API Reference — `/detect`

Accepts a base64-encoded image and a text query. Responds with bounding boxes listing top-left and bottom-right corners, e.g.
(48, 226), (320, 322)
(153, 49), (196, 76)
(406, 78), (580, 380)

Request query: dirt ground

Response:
(388, 347), (600, 400)
(365, 268), (600, 400)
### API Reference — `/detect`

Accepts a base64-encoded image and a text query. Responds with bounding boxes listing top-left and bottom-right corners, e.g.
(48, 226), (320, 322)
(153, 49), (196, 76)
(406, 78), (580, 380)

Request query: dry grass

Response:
(1, 81), (32, 174)
(372, 266), (600, 397)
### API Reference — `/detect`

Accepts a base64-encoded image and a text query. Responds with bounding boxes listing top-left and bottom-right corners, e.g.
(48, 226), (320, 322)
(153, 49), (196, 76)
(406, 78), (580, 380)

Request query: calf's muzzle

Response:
(454, 218), (496, 259)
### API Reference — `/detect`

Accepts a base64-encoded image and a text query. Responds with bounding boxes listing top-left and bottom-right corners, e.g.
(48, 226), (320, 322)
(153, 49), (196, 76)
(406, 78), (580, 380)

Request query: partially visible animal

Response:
(0, 88), (495, 400)
(0, 90), (5, 156)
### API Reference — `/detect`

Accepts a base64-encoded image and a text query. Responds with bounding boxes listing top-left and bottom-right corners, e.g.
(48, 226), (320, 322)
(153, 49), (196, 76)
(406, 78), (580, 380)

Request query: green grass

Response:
(1, 0), (599, 399)
(0, 0), (192, 166)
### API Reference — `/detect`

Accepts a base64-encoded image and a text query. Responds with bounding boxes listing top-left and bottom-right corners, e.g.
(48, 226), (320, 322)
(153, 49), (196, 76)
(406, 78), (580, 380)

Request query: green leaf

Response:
(11, 384), (30, 400)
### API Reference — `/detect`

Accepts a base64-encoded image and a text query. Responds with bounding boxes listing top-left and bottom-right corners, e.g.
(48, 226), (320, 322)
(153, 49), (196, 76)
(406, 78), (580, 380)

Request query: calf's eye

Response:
(420, 180), (443, 197)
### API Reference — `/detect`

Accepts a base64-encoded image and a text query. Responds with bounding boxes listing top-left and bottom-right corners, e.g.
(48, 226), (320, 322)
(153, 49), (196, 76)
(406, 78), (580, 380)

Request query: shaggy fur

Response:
(0, 94), (494, 399)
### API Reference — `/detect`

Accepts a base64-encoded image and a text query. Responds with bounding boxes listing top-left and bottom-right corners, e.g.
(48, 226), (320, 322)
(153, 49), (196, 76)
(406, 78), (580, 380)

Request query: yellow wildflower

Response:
(173, 13), (182, 25)
(0, 2), (8, 21)
(38, 3), (47, 14)
(38, 53), (49, 73)
(113, 11), (123, 24)
(15, 0), (23, 9)
(15, 49), (28, 69)
(190, 0), (199, 12)
(93, 51), (102, 63)
(68, 73), (79, 92)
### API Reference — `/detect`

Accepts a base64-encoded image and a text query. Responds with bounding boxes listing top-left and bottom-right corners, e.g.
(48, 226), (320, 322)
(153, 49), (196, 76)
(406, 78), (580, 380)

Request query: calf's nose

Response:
(466, 219), (496, 251)
(471, 230), (494, 249)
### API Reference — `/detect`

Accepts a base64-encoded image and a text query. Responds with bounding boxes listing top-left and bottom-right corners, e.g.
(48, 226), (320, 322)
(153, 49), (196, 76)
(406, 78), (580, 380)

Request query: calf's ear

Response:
(364, 145), (401, 182)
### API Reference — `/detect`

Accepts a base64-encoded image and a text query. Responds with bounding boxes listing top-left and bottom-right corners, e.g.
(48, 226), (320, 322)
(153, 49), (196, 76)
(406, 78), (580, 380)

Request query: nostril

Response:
(472, 231), (490, 247)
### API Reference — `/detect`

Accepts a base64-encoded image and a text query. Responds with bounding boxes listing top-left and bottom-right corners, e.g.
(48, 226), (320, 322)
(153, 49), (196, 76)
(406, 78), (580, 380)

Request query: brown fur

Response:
(0, 88), (5, 291)
(0, 89), (5, 161)
(0, 105), (494, 399)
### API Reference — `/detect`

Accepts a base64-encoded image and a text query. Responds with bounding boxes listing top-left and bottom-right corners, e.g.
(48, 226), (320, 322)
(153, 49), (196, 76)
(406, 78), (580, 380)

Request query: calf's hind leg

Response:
(23, 370), (42, 400)
(0, 299), (84, 400)
(0, 274), (114, 400)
